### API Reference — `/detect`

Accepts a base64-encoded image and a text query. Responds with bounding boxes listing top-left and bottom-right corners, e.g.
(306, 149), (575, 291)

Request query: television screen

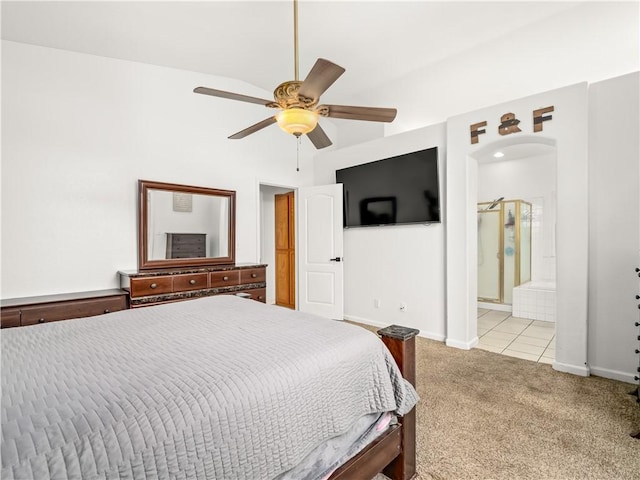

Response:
(335, 147), (440, 227)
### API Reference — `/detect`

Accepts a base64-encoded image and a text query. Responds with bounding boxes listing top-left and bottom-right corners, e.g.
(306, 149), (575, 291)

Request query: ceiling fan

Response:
(193, 0), (397, 149)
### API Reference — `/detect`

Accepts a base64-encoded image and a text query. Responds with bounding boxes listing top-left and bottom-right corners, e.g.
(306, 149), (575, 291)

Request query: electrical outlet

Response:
(374, 298), (380, 308)
(400, 303), (407, 312)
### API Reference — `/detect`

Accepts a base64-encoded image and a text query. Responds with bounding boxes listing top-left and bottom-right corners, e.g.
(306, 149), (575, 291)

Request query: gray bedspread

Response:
(1, 295), (418, 479)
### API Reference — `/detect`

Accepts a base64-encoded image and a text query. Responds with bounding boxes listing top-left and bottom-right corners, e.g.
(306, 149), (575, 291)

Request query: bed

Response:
(1, 295), (418, 480)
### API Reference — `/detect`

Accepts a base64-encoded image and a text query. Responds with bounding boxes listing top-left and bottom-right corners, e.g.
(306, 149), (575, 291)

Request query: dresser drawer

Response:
(210, 270), (240, 288)
(1, 308), (21, 328)
(20, 296), (127, 326)
(171, 250), (205, 259)
(130, 276), (173, 297)
(240, 268), (266, 284)
(243, 288), (267, 303)
(173, 273), (209, 292)
(168, 233), (205, 244)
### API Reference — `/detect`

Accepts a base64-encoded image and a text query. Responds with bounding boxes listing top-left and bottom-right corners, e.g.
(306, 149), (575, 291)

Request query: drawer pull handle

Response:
(104, 309), (110, 314)
(189, 279), (197, 285)
(150, 283), (158, 289)
(251, 273), (257, 278)
(38, 318), (45, 324)
(258, 296), (264, 300)
(223, 276), (229, 281)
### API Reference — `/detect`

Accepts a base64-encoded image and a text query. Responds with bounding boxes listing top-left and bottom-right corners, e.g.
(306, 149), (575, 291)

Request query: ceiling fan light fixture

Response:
(276, 108), (319, 136)
(193, 0), (395, 149)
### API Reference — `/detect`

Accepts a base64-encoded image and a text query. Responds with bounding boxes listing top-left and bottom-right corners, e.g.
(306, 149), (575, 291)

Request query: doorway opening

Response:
(259, 184), (297, 308)
(474, 140), (557, 362)
(259, 183), (345, 318)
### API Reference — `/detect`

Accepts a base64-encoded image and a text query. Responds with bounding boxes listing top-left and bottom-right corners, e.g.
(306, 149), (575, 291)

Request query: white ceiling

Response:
(2, 1), (584, 103)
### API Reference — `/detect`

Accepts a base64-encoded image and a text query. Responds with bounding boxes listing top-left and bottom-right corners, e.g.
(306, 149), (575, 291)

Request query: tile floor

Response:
(477, 308), (555, 364)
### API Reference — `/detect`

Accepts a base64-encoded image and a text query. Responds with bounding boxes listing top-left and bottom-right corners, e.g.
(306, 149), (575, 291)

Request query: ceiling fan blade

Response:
(297, 59), (346, 101)
(307, 123), (332, 149)
(322, 104), (397, 123)
(194, 87), (273, 106)
(228, 116), (277, 139)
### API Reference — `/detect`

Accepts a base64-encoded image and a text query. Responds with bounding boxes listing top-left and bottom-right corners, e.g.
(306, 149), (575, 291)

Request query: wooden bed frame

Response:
(329, 324), (419, 480)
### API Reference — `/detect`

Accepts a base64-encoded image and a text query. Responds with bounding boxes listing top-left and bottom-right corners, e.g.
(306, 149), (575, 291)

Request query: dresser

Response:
(119, 263), (267, 307)
(0, 289), (129, 328)
(166, 233), (207, 259)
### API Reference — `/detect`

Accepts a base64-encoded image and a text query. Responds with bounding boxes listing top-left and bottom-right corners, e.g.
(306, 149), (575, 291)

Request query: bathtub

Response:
(512, 281), (556, 322)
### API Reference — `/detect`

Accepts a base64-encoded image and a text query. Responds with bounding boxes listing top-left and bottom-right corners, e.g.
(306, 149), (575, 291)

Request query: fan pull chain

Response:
(296, 135), (301, 171)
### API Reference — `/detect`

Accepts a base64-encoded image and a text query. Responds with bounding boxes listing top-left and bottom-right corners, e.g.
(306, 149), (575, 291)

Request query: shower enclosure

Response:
(477, 199), (532, 305)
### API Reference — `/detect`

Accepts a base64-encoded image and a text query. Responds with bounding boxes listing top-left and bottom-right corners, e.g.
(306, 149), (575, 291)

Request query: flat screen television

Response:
(335, 146), (440, 227)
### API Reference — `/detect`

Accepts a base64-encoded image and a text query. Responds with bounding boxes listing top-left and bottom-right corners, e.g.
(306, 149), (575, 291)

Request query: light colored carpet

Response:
(361, 326), (640, 479)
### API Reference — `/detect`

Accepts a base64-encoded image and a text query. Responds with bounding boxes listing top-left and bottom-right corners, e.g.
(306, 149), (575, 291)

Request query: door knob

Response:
(329, 257), (342, 262)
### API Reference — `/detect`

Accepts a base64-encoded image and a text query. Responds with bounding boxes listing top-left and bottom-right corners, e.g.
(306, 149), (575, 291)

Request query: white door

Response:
(297, 184), (344, 319)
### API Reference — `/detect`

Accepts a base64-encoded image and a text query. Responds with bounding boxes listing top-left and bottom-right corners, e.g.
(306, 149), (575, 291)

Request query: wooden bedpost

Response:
(328, 324), (419, 480)
(378, 325), (419, 480)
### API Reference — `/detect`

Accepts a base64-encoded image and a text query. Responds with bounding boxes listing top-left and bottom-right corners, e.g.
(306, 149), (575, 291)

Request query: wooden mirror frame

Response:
(138, 180), (236, 270)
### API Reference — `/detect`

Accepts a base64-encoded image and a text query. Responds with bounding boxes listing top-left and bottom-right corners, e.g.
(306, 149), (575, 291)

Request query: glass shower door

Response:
(477, 209), (501, 302)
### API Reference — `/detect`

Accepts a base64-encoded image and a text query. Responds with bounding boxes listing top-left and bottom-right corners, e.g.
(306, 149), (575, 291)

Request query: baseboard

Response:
(445, 336), (479, 350)
(553, 361), (590, 377)
(589, 366), (638, 384)
(478, 301), (512, 313)
(343, 315), (387, 329)
(343, 315), (446, 342)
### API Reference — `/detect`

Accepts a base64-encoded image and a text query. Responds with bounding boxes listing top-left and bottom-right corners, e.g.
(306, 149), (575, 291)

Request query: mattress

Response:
(1, 295), (418, 479)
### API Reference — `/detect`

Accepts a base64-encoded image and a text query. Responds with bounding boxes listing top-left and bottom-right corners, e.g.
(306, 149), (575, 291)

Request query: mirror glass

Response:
(138, 180), (235, 270)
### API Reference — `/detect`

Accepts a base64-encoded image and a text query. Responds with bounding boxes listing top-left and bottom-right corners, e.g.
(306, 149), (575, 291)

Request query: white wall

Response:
(314, 123), (447, 340)
(587, 72), (640, 383)
(332, 120), (385, 150)
(1, 40), (317, 298)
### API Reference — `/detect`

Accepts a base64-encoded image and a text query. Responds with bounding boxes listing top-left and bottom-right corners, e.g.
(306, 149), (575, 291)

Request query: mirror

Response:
(138, 180), (236, 270)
